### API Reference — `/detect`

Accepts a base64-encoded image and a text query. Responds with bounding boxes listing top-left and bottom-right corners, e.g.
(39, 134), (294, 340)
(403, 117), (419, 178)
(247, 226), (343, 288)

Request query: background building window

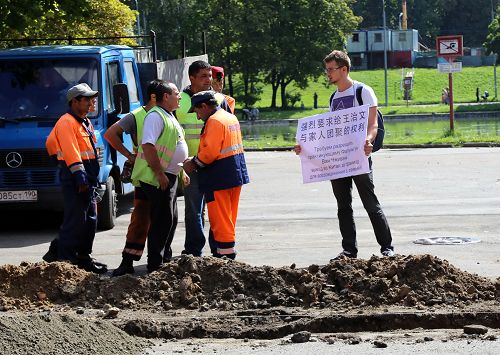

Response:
(399, 32), (406, 42)
(374, 33), (382, 42)
(352, 33), (359, 42)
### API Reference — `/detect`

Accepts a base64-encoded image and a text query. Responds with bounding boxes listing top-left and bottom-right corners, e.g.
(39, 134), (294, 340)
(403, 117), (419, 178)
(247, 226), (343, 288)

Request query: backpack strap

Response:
(354, 83), (363, 106)
(329, 91), (336, 111)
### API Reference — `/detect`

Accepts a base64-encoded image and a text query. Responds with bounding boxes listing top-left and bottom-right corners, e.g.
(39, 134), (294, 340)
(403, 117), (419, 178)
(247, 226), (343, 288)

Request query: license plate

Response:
(0, 190), (38, 202)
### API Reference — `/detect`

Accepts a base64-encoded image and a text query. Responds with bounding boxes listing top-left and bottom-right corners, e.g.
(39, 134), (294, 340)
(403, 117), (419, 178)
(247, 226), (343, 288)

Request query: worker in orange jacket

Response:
(183, 91), (249, 259)
(44, 83), (107, 273)
(211, 66), (236, 113)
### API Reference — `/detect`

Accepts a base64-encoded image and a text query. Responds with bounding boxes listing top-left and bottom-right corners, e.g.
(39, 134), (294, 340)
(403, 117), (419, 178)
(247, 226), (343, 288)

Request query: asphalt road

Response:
(1, 148), (499, 279)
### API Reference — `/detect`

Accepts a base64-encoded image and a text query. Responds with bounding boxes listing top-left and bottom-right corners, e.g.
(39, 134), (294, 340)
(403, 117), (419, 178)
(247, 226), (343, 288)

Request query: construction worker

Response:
(183, 91), (249, 259)
(177, 60), (232, 257)
(211, 66), (236, 113)
(44, 83), (107, 273)
(104, 80), (158, 276)
(131, 81), (187, 272)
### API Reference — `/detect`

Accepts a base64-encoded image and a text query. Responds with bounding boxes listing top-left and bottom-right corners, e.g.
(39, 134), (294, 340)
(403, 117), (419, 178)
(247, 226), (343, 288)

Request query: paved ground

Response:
(1, 147), (499, 279)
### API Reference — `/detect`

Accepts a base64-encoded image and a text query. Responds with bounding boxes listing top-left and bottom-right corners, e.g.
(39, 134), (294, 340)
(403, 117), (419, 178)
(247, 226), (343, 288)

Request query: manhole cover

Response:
(413, 237), (481, 245)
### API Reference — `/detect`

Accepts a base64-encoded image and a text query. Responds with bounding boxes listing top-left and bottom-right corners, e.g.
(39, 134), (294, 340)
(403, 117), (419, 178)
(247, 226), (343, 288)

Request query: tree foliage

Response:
(484, 9), (500, 56)
(0, 0), (137, 47)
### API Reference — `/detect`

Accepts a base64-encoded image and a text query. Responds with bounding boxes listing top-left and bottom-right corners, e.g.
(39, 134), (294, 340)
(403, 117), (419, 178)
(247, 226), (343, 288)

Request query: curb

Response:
(245, 143), (500, 152)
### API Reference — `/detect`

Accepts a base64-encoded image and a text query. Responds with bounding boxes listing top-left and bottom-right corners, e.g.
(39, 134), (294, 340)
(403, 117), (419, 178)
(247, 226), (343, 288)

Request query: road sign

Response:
(436, 35), (463, 57)
(437, 62), (462, 73)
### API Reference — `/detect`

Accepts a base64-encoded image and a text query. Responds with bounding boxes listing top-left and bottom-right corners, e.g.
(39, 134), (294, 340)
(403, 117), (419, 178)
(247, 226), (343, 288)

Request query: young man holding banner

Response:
(294, 50), (394, 259)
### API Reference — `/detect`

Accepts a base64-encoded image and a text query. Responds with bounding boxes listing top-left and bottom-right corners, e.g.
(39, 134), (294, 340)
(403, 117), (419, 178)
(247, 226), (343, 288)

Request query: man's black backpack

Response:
(329, 83), (385, 152)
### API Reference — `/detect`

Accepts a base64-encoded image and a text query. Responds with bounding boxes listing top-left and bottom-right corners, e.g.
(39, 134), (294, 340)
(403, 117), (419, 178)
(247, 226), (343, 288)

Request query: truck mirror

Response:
(112, 83), (130, 114)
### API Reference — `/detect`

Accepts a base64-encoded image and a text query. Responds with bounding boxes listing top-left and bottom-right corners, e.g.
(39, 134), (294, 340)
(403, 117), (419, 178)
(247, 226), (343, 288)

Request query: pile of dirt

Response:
(1, 254), (498, 313)
(0, 312), (150, 355)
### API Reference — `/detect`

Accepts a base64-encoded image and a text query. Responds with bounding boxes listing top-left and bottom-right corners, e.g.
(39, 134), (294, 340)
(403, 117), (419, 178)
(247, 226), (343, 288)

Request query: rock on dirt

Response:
(464, 325), (489, 335)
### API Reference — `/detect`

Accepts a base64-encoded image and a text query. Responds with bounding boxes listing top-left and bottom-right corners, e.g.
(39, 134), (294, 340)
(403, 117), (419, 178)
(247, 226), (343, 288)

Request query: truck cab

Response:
(0, 45), (141, 229)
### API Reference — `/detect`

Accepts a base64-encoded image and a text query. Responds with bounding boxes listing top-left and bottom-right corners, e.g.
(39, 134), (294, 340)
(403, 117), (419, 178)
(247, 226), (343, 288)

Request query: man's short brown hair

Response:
(323, 50), (351, 70)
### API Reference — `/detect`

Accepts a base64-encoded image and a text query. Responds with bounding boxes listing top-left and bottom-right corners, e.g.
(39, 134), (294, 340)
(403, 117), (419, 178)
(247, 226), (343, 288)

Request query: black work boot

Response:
(112, 255), (135, 277)
(42, 238), (59, 262)
(76, 255), (108, 274)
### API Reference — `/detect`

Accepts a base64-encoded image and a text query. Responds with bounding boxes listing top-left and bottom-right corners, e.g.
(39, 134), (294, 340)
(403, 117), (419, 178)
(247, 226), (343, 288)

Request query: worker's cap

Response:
(188, 90), (217, 113)
(211, 66), (224, 80)
(66, 83), (98, 102)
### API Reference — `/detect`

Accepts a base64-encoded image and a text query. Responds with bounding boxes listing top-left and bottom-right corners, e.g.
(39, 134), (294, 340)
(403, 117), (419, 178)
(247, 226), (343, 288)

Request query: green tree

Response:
(484, 9), (500, 58)
(263, 0), (359, 108)
(0, 0), (136, 48)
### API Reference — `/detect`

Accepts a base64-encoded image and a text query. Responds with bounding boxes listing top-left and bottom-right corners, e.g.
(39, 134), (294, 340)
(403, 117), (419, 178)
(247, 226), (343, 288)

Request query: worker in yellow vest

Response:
(104, 80), (159, 276)
(131, 81), (188, 272)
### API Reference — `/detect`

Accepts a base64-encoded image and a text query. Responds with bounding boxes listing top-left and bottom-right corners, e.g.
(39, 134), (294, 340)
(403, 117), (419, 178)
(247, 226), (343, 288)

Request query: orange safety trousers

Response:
(207, 186), (242, 244)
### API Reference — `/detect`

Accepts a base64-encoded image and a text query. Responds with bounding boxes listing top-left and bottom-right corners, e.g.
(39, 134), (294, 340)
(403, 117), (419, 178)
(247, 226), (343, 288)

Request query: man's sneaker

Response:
(381, 248), (395, 257)
(331, 250), (357, 261)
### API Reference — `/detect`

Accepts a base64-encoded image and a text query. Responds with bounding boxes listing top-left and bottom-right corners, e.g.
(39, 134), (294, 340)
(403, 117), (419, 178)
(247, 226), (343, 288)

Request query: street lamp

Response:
(382, 0), (388, 107)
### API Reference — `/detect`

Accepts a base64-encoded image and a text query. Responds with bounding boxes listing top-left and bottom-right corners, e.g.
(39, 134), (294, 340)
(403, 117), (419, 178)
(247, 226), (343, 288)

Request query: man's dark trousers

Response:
(58, 166), (97, 262)
(141, 173), (178, 269)
(330, 163), (392, 256)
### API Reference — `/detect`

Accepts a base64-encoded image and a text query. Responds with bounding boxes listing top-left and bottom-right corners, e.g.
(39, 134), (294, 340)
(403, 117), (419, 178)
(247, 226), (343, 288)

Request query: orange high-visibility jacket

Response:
(46, 112), (98, 175)
(194, 108), (249, 201)
(224, 94), (236, 114)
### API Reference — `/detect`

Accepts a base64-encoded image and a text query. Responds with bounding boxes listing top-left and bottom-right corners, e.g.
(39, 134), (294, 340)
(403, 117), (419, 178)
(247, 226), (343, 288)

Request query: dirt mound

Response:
(0, 255), (498, 313)
(0, 312), (150, 355)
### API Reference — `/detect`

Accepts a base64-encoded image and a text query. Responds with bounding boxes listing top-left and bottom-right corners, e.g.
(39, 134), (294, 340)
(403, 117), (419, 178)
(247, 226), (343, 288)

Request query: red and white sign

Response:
(436, 35), (463, 57)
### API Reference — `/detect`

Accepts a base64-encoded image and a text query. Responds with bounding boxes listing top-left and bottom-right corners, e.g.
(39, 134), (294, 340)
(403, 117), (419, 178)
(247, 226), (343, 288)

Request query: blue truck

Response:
(0, 43), (204, 229)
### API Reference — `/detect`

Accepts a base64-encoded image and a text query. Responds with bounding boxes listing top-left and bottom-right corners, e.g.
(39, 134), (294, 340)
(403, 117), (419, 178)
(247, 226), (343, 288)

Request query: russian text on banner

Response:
(296, 105), (370, 184)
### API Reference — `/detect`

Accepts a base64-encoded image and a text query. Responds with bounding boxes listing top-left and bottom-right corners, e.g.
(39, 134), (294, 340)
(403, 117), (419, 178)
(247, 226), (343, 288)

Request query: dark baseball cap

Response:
(188, 90), (216, 113)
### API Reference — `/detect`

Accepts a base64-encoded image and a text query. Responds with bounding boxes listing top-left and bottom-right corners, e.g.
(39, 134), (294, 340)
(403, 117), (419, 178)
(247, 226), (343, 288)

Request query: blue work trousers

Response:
(182, 171), (206, 256)
(58, 170), (97, 262)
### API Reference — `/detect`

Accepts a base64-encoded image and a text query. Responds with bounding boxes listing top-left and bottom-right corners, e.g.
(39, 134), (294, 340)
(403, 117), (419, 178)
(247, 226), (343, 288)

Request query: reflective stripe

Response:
(185, 133), (201, 140)
(80, 150), (96, 159)
(218, 247), (236, 255)
(123, 248), (144, 256)
(182, 123), (204, 129)
(69, 164), (84, 173)
(155, 143), (174, 158)
(228, 123), (240, 132)
(220, 143), (243, 155)
(136, 151), (171, 169)
(56, 150), (95, 160)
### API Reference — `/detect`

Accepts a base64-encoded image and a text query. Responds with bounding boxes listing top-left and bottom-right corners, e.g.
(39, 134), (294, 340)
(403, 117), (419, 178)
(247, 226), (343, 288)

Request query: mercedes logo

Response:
(6, 152), (22, 168)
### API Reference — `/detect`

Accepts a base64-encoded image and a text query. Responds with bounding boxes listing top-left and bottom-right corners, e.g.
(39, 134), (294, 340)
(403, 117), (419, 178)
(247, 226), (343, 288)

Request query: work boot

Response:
(42, 238), (58, 263)
(112, 255), (135, 277)
(212, 252), (236, 260)
(76, 257), (108, 274)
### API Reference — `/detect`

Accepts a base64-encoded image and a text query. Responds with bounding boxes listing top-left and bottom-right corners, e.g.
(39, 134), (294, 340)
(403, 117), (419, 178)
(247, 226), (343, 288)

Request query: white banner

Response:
(296, 105), (370, 184)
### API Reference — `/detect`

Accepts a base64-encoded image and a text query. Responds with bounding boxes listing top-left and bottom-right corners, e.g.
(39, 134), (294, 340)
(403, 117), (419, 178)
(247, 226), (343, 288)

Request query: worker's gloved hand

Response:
(73, 170), (89, 192)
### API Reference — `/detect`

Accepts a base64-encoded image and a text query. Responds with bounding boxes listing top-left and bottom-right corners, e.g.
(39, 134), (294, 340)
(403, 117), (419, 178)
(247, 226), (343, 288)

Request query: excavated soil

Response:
(0, 254), (499, 354)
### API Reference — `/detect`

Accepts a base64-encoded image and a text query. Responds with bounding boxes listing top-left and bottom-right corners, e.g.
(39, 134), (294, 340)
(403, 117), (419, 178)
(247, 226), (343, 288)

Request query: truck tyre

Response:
(97, 176), (117, 230)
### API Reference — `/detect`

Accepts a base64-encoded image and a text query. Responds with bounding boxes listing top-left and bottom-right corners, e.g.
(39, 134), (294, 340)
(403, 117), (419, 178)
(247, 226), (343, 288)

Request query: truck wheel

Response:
(97, 176), (117, 230)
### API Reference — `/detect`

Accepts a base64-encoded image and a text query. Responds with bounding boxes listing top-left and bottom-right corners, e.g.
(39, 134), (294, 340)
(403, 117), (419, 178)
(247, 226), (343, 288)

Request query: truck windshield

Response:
(0, 58), (99, 120)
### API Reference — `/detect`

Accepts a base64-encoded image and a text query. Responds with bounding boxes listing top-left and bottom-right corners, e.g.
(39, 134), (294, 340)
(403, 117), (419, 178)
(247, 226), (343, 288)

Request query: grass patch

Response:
(236, 66), (500, 119)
